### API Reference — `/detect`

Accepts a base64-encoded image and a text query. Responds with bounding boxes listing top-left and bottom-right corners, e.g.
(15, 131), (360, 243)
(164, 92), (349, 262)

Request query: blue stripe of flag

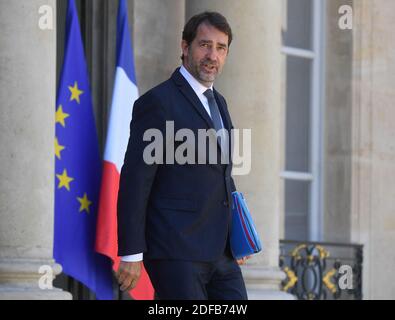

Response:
(117, 0), (137, 85)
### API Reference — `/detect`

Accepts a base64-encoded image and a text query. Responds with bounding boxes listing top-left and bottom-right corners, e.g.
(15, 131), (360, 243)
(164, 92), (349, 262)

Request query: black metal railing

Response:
(279, 240), (363, 300)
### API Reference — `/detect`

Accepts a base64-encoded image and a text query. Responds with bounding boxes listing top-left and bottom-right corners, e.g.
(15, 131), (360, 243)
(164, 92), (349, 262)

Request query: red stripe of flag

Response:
(96, 161), (154, 300)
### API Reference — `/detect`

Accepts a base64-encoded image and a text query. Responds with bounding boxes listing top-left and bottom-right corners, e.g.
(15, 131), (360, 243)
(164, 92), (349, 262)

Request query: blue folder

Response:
(230, 191), (262, 259)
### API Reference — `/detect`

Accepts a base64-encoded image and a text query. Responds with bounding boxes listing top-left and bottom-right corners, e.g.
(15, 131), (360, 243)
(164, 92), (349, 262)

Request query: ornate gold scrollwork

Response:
(283, 267), (298, 291)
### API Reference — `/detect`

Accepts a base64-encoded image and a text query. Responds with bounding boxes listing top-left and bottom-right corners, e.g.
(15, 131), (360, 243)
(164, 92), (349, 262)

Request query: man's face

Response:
(182, 23), (229, 88)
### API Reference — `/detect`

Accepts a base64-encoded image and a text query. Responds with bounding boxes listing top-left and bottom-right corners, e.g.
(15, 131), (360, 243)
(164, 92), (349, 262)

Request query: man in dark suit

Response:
(116, 11), (248, 300)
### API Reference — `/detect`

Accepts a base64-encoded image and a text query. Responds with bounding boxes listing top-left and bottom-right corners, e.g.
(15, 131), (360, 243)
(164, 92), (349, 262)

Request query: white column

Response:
(134, 0), (185, 94)
(0, 0), (71, 299)
(351, 0), (395, 300)
(186, 0), (293, 299)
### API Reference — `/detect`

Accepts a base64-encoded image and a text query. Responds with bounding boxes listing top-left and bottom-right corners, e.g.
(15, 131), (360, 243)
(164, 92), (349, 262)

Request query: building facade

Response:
(0, 0), (394, 299)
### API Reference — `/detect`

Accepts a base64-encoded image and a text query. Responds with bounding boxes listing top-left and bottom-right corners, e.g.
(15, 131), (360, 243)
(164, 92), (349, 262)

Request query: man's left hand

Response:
(236, 255), (251, 265)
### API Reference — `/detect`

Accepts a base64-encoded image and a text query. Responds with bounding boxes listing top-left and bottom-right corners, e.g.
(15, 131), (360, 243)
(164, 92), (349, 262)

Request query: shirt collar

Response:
(179, 65), (213, 97)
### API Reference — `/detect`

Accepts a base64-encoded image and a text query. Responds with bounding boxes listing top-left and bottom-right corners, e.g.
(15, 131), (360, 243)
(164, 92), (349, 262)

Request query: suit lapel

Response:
(214, 89), (233, 166)
(171, 68), (215, 130)
(214, 89), (231, 131)
(171, 68), (233, 165)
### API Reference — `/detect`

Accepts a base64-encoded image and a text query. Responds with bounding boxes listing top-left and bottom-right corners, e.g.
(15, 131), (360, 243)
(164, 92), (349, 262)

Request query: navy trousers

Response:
(143, 247), (248, 300)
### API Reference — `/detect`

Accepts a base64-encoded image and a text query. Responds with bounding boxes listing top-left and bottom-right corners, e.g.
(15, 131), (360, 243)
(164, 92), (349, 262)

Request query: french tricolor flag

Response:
(95, 0), (154, 300)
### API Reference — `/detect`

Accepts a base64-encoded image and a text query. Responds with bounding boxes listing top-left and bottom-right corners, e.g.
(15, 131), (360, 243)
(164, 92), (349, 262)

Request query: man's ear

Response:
(181, 40), (189, 58)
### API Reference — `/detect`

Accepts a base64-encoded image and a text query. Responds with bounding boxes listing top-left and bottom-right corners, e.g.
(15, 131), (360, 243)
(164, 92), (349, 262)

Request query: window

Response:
(282, 0), (325, 241)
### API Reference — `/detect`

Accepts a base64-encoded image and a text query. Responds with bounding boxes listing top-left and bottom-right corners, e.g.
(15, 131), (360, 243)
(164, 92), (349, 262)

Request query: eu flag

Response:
(54, 0), (113, 299)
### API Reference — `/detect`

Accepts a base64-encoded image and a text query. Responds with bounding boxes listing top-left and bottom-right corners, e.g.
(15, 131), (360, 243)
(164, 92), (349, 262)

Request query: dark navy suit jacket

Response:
(117, 68), (237, 262)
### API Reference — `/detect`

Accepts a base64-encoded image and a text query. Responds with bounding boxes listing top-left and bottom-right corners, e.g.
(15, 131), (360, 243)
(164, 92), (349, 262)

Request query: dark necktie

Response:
(203, 89), (229, 162)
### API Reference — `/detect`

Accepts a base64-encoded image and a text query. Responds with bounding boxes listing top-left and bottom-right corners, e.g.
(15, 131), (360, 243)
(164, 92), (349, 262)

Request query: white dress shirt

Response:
(121, 65), (223, 263)
(180, 65), (225, 127)
(180, 65), (213, 117)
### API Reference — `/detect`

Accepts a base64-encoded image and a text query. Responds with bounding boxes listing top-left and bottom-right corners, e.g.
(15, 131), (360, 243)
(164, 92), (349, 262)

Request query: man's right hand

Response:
(116, 261), (142, 292)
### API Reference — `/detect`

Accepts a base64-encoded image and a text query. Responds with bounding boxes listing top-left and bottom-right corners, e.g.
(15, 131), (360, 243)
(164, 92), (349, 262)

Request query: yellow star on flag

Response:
(77, 193), (92, 214)
(56, 169), (74, 191)
(55, 137), (65, 160)
(68, 81), (84, 104)
(55, 105), (70, 127)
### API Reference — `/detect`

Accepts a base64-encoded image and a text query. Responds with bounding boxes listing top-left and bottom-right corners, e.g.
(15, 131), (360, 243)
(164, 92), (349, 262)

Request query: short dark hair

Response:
(181, 11), (233, 61)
